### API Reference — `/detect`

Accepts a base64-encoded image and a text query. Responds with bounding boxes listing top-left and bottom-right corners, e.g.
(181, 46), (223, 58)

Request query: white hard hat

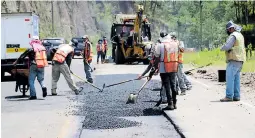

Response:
(32, 36), (39, 40)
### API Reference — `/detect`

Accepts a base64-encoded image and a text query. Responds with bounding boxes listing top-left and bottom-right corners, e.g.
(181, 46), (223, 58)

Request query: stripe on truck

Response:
(6, 48), (27, 53)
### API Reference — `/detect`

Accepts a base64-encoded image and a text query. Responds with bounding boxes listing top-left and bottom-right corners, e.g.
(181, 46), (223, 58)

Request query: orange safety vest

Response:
(97, 43), (105, 52)
(32, 43), (48, 68)
(84, 42), (93, 61)
(162, 40), (179, 72)
(53, 44), (73, 63)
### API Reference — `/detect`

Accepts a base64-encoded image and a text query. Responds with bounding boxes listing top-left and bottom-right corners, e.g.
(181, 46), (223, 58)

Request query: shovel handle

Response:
(137, 80), (150, 95)
(105, 76), (148, 88)
(71, 72), (102, 91)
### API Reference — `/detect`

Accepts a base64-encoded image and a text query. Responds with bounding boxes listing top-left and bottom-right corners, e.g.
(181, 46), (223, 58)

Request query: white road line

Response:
(188, 77), (210, 88)
(188, 76), (255, 110)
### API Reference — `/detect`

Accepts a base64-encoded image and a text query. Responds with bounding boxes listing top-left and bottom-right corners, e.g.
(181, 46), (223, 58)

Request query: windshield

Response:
(72, 38), (84, 43)
(43, 39), (64, 45)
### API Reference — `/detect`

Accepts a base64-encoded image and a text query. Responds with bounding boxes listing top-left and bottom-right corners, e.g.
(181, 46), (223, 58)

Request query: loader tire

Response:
(115, 46), (125, 64)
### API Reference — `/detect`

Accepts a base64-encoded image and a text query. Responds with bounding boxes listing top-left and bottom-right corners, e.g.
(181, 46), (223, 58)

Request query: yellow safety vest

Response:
(225, 31), (246, 62)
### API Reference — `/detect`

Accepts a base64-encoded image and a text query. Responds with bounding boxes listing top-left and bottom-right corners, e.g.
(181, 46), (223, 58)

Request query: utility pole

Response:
(51, 1), (54, 35)
(200, 1), (203, 51)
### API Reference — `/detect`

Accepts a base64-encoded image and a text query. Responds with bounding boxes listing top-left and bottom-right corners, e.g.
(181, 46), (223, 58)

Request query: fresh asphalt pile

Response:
(69, 74), (163, 129)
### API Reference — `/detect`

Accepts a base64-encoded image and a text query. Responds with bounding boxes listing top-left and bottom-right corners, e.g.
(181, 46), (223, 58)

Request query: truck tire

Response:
(143, 59), (150, 65)
(115, 46), (125, 64)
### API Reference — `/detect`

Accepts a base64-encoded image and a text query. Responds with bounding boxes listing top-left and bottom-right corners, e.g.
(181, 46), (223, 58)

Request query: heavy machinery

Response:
(110, 5), (153, 64)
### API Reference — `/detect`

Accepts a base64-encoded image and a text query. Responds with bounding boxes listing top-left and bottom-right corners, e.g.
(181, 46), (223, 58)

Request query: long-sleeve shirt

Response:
(141, 63), (152, 76)
(220, 35), (236, 51)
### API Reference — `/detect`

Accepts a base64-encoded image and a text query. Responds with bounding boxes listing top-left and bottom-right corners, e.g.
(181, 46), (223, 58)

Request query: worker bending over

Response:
(149, 31), (179, 110)
(51, 39), (83, 95)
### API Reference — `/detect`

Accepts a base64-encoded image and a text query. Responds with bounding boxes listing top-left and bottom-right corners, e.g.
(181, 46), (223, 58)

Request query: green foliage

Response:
(183, 48), (255, 72)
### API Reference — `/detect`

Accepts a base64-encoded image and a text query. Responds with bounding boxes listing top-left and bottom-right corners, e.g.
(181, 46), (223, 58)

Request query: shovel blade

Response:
(126, 93), (138, 104)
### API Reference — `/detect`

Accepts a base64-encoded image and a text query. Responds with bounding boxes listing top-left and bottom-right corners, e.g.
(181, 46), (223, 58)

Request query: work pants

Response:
(177, 63), (186, 92)
(29, 64), (45, 96)
(84, 61), (93, 82)
(52, 62), (78, 91)
(97, 51), (105, 63)
(226, 61), (243, 99)
(160, 72), (177, 105)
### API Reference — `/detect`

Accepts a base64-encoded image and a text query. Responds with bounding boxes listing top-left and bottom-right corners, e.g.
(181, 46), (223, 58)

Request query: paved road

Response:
(1, 58), (181, 138)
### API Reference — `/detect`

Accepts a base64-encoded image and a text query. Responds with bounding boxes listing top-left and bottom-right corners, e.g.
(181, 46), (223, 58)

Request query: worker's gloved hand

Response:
(147, 76), (152, 81)
(88, 59), (92, 64)
(137, 75), (143, 80)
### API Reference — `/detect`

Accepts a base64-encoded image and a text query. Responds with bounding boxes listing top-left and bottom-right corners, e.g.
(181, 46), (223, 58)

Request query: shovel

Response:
(126, 79), (150, 104)
(71, 72), (102, 92)
(101, 76), (148, 92)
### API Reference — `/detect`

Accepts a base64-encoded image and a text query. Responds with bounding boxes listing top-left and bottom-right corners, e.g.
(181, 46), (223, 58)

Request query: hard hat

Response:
(82, 35), (88, 39)
(32, 36), (39, 40)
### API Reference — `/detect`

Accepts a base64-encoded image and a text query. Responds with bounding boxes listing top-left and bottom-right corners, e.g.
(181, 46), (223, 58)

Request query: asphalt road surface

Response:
(1, 58), (181, 138)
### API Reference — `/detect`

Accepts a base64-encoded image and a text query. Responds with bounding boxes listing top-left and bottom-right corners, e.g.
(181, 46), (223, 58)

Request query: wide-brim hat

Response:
(226, 21), (236, 30)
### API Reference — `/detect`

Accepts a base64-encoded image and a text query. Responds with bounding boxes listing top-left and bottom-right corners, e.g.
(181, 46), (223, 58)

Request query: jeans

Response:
(177, 64), (186, 92)
(29, 64), (45, 96)
(183, 74), (192, 86)
(84, 62), (93, 82)
(226, 61), (243, 99)
(160, 73), (177, 105)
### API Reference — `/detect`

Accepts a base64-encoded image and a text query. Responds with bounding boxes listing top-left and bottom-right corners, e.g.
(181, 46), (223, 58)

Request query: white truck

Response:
(1, 12), (39, 95)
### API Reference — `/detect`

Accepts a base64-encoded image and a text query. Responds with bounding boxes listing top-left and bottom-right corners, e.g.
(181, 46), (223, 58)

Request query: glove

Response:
(137, 75), (143, 80)
(88, 59), (92, 63)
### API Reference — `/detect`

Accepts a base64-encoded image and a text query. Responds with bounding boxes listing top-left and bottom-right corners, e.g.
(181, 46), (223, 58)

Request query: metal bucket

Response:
(218, 70), (226, 82)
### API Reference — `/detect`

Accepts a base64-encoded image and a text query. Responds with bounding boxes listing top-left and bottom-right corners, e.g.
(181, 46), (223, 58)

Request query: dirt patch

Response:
(187, 65), (255, 105)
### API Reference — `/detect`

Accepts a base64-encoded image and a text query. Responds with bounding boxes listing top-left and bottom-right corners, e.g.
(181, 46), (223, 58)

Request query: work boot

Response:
(180, 90), (186, 95)
(186, 85), (192, 90)
(220, 97), (233, 102)
(29, 96), (37, 100)
(74, 87), (83, 95)
(87, 79), (93, 83)
(42, 87), (47, 97)
(51, 89), (57, 96)
(162, 101), (174, 110)
(233, 98), (240, 101)
(173, 100), (177, 109)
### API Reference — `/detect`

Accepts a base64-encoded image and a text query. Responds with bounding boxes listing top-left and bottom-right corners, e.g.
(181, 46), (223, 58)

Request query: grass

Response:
(183, 48), (255, 73)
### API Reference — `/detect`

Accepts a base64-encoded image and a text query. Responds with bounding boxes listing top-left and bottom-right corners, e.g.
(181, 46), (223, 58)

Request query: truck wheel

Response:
(143, 59), (150, 65)
(115, 46), (125, 64)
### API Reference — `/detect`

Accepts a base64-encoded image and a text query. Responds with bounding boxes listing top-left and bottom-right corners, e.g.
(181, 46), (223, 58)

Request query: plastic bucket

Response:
(218, 70), (226, 82)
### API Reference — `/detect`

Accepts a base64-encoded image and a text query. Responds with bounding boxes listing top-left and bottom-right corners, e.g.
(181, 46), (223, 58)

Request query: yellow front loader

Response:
(110, 5), (153, 64)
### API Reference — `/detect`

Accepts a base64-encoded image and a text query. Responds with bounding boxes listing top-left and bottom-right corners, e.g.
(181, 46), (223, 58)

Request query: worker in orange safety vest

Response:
(82, 35), (93, 83)
(148, 31), (179, 110)
(51, 39), (83, 95)
(96, 39), (105, 64)
(13, 36), (48, 100)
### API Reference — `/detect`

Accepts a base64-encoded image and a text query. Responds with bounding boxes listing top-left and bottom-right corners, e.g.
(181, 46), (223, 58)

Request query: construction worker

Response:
(149, 31), (179, 110)
(220, 21), (246, 102)
(82, 35), (93, 83)
(13, 36), (48, 100)
(138, 39), (167, 104)
(96, 39), (105, 64)
(51, 39), (83, 95)
(102, 36), (108, 61)
(170, 32), (192, 95)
